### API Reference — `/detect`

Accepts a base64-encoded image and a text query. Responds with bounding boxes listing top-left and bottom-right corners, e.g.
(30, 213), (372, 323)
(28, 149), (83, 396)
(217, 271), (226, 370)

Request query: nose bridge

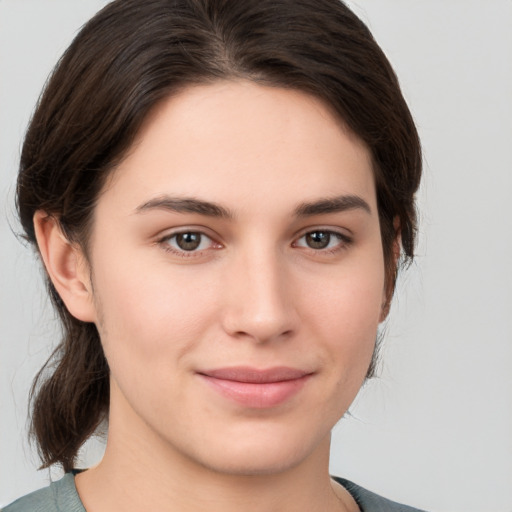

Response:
(222, 239), (296, 342)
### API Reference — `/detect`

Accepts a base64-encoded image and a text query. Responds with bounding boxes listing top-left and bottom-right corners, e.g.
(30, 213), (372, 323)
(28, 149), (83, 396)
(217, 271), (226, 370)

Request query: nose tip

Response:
(226, 311), (294, 343)
(220, 256), (298, 344)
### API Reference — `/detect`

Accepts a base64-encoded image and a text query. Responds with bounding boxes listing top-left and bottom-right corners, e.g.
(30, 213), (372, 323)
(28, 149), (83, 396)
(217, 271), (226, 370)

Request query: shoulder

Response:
(1, 473), (85, 512)
(333, 477), (427, 512)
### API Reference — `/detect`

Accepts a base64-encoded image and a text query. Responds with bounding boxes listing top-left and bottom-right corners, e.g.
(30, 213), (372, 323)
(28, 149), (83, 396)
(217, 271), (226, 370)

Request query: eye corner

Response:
(156, 229), (223, 259)
(292, 228), (353, 254)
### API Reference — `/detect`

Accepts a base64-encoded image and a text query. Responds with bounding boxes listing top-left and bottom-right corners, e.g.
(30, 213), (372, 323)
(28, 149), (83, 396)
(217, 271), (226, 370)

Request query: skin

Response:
(35, 81), (391, 512)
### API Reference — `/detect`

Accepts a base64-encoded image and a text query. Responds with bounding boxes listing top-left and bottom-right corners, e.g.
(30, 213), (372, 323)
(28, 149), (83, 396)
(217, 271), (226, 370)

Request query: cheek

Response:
(297, 253), (385, 379)
(300, 255), (385, 336)
(91, 259), (220, 372)
(297, 278), (382, 430)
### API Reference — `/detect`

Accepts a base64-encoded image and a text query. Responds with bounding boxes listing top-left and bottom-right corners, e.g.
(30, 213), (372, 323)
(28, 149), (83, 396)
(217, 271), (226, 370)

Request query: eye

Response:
(294, 230), (350, 251)
(160, 231), (218, 254)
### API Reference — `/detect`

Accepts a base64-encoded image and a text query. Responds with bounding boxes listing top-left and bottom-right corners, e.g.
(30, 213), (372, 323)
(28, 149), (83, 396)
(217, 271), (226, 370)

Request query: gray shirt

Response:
(3, 473), (425, 512)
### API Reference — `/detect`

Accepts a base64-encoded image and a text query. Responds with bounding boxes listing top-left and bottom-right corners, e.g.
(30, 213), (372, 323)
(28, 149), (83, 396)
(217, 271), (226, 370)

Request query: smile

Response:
(197, 366), (313, 409)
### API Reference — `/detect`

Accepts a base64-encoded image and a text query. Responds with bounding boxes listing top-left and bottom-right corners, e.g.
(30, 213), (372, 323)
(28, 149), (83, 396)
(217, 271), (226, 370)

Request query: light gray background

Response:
(1, 1), (511, 511)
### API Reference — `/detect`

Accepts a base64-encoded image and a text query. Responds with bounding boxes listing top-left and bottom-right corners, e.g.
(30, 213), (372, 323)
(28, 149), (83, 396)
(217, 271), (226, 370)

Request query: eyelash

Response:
(157, 228), (352, 258)
(157, 230), (221, 258)
(293, 229), (352, 254)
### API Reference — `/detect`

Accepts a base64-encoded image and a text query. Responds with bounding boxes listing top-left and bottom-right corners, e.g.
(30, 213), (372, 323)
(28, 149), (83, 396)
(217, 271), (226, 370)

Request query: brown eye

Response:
(305, 231), (331, 249)
(294, 229), (350, 253)
(175, 232), (203, 251)
(159, 230), (220, 257)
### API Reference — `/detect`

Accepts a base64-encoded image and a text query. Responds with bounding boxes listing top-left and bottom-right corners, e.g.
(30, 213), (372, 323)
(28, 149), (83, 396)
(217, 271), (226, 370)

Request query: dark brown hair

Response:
(17, 0), (422, 471)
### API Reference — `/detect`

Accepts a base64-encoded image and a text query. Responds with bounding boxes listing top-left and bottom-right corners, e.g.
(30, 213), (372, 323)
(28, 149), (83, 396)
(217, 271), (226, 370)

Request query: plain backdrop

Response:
(1, 1), (511, 511)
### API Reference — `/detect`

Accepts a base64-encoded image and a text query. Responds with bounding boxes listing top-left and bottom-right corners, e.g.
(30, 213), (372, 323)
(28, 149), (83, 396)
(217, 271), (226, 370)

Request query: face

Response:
(84, 81), (386, 475)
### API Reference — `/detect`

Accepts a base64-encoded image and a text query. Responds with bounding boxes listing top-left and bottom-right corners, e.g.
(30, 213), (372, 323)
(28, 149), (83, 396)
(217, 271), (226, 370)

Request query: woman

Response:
(4, 0), (423, 510)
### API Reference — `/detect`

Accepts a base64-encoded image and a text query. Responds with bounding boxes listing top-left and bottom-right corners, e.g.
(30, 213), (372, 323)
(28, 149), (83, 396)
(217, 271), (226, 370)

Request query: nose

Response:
(220, 245), (298, 344)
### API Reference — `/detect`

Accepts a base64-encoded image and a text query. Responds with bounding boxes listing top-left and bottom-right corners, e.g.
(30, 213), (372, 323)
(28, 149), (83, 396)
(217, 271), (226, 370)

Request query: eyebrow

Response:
(135, 196), (234, 219)
(294, 195), (371, 217)
(135, 193), (371, 219)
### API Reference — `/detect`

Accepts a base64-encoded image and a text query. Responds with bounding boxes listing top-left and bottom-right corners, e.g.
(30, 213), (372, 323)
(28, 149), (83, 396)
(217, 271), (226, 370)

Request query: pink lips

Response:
(198, 366), (312, 408)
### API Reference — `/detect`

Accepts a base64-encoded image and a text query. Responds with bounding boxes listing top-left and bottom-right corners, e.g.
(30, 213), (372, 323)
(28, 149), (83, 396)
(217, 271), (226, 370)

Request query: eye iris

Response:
(306, 231), (330, 249)
(176, 232), (202, 251)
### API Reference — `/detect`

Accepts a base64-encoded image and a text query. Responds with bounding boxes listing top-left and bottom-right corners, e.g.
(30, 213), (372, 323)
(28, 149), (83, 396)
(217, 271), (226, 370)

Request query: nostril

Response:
(227, 325), (295, 344)
(220, 261), (298, 342)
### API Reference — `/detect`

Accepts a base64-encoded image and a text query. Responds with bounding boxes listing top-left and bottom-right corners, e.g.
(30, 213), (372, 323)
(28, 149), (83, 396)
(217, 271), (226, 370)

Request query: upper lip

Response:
(198, 366), (311, 383)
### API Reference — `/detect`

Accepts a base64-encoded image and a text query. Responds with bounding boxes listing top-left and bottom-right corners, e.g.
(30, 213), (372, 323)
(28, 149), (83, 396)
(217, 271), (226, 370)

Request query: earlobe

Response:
(33, 211), (96, 323)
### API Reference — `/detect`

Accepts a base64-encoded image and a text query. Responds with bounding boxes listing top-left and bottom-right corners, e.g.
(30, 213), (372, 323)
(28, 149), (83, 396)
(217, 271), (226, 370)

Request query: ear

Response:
(380, 216), (402, 322)
(34, 211), (96, 323)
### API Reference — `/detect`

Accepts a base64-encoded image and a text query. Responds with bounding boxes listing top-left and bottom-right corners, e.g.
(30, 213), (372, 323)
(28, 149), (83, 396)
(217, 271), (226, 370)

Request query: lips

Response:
(197, 366), (312, 408)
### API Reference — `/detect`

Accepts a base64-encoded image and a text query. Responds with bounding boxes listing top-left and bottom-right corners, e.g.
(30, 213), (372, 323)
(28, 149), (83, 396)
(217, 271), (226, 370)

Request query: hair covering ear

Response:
(380, 216), (402, 322)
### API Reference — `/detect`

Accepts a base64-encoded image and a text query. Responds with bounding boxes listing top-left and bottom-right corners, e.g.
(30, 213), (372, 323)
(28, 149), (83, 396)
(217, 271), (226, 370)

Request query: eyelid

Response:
(154, 225), (352, 259)
(292, 227), (353, 252)
(293, 225), (352, 241)
(156, 227), (223, 258)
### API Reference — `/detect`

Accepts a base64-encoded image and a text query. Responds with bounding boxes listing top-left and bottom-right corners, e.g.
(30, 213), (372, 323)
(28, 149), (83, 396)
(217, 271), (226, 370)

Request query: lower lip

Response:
(199, 374), (311, 408)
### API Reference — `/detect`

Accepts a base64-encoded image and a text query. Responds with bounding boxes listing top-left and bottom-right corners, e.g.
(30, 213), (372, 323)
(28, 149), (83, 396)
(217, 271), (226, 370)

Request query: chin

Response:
(198, 450), (309, 477)
(184, 425), (331, 477)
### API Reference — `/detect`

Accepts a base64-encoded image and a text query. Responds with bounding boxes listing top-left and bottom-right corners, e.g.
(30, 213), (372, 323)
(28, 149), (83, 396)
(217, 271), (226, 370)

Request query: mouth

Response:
(197, 366), (313, 408)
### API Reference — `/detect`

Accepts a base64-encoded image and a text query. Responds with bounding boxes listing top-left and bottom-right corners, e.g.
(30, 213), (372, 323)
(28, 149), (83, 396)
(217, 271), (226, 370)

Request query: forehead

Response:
(100, 81), (376, 216)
